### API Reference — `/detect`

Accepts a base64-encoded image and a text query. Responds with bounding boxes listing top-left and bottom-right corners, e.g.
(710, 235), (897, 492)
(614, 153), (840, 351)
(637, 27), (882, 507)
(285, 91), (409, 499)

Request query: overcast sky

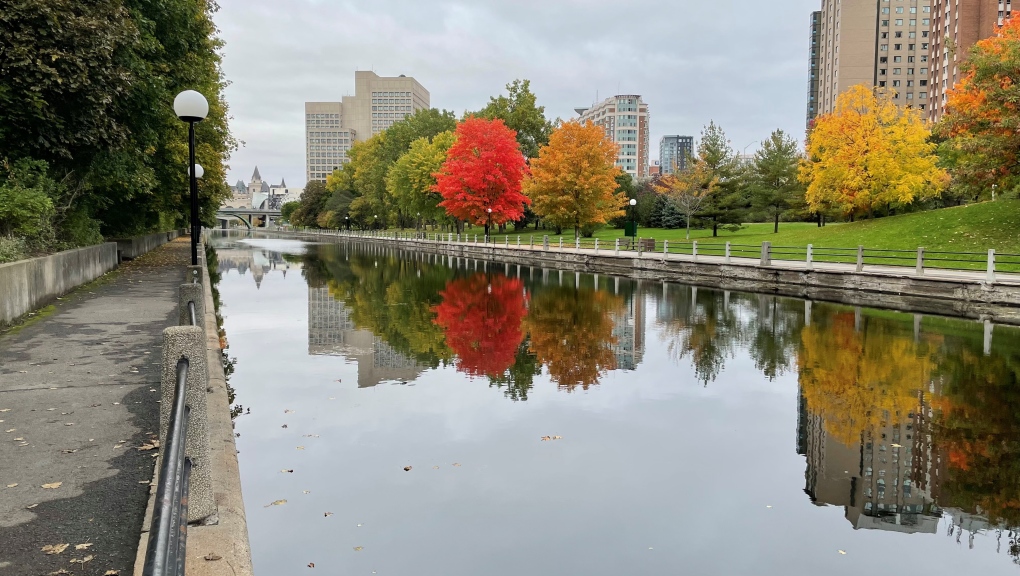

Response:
(215, 0), (819, 189)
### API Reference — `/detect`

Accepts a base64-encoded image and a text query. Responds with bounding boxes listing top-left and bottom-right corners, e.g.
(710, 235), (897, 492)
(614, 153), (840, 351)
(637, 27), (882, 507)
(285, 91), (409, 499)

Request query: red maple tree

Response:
(433, 117), (530, 235)
(432, 274), (528, 378)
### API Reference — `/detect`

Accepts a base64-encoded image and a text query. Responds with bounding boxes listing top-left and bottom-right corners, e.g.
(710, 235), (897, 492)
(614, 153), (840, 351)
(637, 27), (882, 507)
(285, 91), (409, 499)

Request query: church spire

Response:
(251, 166), (261, 181)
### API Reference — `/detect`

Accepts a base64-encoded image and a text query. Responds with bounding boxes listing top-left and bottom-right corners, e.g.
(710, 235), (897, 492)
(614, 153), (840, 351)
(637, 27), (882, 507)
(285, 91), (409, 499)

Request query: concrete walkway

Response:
(0, 239), (190, 576)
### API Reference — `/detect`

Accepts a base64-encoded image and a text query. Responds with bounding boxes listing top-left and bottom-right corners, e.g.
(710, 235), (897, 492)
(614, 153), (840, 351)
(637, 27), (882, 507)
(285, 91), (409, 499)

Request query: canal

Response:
(210, 233), (1020, 575)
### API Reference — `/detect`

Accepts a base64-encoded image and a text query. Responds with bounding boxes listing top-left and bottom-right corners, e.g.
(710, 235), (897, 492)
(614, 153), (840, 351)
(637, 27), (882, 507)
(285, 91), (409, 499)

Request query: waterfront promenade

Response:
(0, 239), (189, 576)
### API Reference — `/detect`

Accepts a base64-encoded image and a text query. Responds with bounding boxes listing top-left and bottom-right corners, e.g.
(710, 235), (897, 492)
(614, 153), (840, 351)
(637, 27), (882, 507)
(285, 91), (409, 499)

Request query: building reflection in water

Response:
(307, 285), (424, 388)
(217, 247), (303, 289)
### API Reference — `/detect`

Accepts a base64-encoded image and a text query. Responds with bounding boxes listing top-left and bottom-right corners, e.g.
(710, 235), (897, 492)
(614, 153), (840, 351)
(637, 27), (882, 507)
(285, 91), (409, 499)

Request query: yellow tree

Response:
(523, 120), (627, 238)
(653, 161), (719, 240)
(799, 85), (948, 218)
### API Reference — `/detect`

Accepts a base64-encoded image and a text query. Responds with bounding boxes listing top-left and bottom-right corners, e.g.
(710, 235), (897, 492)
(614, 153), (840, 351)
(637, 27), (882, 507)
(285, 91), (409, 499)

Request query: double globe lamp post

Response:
(173, 90), (210, 266)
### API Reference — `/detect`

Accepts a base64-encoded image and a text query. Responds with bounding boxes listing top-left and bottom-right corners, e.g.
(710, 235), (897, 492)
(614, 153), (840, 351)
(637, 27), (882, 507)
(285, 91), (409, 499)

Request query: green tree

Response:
(696, 122), (745, 236)
(291, 181), (330, 227)
(477, 79), (553, 159)
(386, 131), (457, 226)
(748, 130), (803, 233)
(280, 201), (299, 223)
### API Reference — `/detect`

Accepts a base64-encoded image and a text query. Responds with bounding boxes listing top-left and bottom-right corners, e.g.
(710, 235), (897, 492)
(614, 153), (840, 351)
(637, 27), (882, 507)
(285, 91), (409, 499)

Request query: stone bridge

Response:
(215, 208), (282, 229)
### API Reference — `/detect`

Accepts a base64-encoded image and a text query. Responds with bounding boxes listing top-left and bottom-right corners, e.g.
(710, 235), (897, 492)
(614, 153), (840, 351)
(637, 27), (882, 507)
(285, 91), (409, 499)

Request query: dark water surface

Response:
(210, 233), (1020, 575)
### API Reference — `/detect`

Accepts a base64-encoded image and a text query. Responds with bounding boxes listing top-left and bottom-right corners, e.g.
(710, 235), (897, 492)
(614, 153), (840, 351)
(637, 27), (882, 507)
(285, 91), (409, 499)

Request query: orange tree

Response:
(937, 16), (1020, 198)
(524, 285), (622, 391)
(800, 85), (948, 218)
(432, 274), (528, 378)
(523, 120), (627, 238)
(434, 117), (530, 235)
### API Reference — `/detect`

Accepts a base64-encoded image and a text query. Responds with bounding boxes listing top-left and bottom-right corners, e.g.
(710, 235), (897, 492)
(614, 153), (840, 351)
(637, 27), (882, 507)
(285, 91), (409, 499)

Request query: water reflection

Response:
(213, 235), (1020, 572)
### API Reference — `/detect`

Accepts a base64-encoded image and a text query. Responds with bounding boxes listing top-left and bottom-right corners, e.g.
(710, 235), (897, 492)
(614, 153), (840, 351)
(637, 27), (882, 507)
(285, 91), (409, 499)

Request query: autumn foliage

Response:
(432, 274), (528, 378)
(937, 16), (1020, 194)
(433, 117), (530, 231)
(524, 285), (623, 390)
(798, 312), (933, 445)
(523, 121), (627, 238)
(800, 85), (948, 217)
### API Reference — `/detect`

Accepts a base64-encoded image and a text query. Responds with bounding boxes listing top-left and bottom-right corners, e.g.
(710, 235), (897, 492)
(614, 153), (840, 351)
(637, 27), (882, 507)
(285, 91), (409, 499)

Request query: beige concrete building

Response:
(929, 0), (1014, 122)
(305, 71), (430, 182)
(575, 95), (650, 180)
(813, 0), (933, 124)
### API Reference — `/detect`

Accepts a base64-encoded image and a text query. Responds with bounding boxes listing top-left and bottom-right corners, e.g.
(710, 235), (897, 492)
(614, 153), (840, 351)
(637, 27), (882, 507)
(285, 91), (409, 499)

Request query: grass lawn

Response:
(465, 200), (1020, 271)
(482, 200), (1018, 252)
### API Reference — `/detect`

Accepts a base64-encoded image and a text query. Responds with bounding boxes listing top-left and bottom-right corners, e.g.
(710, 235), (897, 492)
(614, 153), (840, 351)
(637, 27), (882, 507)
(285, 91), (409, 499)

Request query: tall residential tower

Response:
(811, 0), (933, 127)
(659, 136), (694, 175)
(929, 0), (1014, 122)
(575, 95), (650, 180)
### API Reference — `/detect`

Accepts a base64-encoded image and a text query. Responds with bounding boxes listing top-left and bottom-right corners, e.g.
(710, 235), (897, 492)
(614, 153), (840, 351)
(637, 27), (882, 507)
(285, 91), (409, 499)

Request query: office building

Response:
(659, 135), (694, 175)
(575, 95), (651, 179)
(929, 0), (1014, 121)
(812, 0), (933, 124)
(305, 71), (430, 182)
(808, 11), (822, 125)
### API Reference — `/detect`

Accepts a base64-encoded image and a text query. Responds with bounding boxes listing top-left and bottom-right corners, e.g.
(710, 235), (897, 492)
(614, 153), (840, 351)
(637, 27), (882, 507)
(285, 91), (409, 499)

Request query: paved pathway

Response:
(0, 239), (189, 576)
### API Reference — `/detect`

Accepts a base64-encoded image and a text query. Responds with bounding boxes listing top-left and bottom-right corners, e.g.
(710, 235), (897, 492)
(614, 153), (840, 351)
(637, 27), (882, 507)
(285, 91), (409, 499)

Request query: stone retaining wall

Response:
(112, 229), (185, 261)
(0, 243), (119, 326)
(271, 230), (1020, 326)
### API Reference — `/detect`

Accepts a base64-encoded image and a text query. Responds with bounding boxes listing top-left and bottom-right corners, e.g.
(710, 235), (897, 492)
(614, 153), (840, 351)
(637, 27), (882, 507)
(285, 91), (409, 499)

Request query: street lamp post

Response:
(174, 90), (210, 266)
(629, 198), (637, 239)
(486, 208), (492, 239)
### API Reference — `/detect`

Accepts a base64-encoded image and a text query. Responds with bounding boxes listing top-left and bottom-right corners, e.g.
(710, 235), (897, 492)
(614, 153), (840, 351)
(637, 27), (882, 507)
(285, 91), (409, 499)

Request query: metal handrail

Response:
(142, 358), (192, 576)
(188, 301), (196, 327)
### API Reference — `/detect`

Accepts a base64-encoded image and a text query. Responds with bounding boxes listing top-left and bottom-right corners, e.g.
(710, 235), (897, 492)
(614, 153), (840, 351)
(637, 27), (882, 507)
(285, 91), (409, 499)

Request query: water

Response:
(210, 233), (1020, 575)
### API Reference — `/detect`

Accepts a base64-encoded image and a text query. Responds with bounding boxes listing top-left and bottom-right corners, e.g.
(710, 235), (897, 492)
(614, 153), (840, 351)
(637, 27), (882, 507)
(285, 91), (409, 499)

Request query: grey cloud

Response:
(216, 0), (819, 187)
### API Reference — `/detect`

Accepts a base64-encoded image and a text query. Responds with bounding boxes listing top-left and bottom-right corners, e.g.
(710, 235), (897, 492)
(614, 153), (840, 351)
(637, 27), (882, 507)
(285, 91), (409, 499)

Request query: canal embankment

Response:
(262, 229), (1020, 326)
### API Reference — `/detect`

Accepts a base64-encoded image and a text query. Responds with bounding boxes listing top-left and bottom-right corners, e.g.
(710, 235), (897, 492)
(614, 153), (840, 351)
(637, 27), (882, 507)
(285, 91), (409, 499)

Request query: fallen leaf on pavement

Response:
(204, 553), (222, 561)
(42, 482), (62, 489)
(75, 543), (92, 551)
(284, 409), (294, 414)
(280, 469), (294, 473)
(324, 512), (333, 517)
(0, 409), (10, 412)
(838, 550), (847, 555)
(42, 544), (69, 555)
(296, 446), (305, 450)
(26, 503), (38, 509)
(14, 437), (24, 441)
(7, 483), (17, 488)
(303, 490), (311, 494)
(49, 570), (71, 575)
(281, 424), (288, 428)
(308, 562), (315, 568)
(137, 444), (157, 451)
(61, 449), (78, 454)
(452, 463), (461, 467)
(403, 466), (412, 472)
(69, 555), (94, 564)
(5, 429), (14, 433)
(264, 500), (287, 507)
(353, 547), (363, 552)
(104, 571), (121, 575)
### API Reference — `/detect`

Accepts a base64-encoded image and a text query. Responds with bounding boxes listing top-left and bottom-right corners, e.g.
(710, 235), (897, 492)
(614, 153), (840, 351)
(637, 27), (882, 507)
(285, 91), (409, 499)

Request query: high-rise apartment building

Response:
(575, 95), (650, 179)
(929, 0), (1014, 122)
(808, 11), (822, 125)
(659, 135), (694, 175)
(305, 71), (430, 182)
(812, 0), (933, 125)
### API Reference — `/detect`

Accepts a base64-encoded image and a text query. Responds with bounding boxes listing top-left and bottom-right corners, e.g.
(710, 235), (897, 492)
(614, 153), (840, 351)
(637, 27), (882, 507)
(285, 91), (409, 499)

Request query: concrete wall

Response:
(112, 229), (184, 261)
(0, 243), (119, 326)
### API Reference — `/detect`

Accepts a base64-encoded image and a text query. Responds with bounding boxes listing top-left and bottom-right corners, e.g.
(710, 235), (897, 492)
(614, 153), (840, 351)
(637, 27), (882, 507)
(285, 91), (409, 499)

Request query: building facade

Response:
(659, 135), (694, 175)
(812, 0), (933, 125)
(808, 11), (822, 125)
(575, 95), (650, 179)
(305, 71), (430, 182)
(929, 0), (1014, 121)
(223, 167), (302, 210)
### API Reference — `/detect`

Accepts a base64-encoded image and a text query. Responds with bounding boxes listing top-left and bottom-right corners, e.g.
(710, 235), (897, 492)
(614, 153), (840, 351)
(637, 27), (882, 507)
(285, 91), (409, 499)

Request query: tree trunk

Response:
(817, 213), (822, 227)
(686, 217), (691, 240)
(774, 212), (780, 234)
(712, 220), (719, 237)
